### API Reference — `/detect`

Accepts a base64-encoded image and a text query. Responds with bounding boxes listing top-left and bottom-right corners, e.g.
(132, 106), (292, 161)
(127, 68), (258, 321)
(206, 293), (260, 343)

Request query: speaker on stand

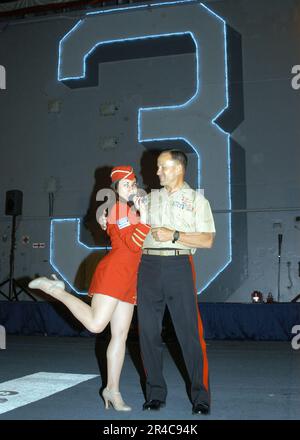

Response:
(0, 190), (37, 301)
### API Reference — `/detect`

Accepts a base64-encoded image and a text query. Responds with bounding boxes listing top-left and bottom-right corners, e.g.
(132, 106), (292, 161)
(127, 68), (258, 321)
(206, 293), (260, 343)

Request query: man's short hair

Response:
(163, 149), (188, 171)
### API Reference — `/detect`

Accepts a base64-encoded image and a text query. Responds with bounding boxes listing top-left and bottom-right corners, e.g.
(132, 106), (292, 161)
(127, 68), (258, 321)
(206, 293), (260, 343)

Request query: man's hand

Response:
(151, 227), (174, 242)
(98, 208), (108, 231)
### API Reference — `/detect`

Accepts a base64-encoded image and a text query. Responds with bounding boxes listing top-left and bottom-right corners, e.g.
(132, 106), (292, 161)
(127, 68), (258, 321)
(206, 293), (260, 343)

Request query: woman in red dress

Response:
(28, 166), (150, 412)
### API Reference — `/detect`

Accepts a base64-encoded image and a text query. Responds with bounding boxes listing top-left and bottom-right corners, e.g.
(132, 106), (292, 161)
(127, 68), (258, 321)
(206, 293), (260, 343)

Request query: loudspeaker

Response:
(5, 190), (23, 216)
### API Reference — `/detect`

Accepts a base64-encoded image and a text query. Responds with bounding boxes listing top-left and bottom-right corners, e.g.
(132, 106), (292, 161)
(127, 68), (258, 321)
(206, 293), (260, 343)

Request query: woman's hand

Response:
(139, 198), (148, 224)
(133, 196), (148, 224)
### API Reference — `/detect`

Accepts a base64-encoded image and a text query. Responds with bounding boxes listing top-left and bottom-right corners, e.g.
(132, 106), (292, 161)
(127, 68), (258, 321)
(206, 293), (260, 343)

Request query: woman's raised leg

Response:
(29, 275), (119, 333)
(56, 292), (119, 334)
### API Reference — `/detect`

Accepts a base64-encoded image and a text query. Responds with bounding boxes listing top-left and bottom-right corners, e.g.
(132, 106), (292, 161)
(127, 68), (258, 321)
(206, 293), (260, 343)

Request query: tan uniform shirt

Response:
(143, 182), (216, 255)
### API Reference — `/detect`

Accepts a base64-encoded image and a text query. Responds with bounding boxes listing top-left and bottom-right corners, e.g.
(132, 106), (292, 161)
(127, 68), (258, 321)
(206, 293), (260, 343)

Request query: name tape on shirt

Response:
(117, 217), (131, 229)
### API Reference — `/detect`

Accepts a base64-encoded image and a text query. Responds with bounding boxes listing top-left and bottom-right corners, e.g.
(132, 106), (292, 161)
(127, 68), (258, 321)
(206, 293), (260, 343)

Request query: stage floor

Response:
(0, 336), (299, 420)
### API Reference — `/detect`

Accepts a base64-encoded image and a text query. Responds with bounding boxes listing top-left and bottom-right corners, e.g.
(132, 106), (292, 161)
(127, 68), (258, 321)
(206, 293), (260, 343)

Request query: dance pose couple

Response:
(29, 149), (216, 415)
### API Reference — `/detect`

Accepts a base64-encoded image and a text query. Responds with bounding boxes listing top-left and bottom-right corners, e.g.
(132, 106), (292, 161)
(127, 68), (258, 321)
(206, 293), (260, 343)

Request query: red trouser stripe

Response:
(188, 255), (209, 391)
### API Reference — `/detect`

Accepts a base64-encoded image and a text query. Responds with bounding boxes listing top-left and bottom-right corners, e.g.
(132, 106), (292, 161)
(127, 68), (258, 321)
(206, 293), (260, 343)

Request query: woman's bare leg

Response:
(59, 292), (119, 334)
(38, 284), (118, 333)
(106, 300), (134, 392)
(29, 276), (120, 333)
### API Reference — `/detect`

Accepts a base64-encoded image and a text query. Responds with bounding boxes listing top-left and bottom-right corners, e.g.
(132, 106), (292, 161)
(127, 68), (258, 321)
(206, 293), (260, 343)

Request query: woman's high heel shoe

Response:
(102, 387), (132, 411)
(28, 274), (65, 296)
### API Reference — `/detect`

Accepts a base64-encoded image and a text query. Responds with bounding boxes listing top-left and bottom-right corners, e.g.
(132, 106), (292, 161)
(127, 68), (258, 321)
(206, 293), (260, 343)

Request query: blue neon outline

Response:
(137, 31), (201, 187)
(58, 31), (193, 82)
(58, 20), (83, 84)
(86, 0), (198, 17)
(200, 18), (232, 293)
(50, 218), (111, 295)
(55, 0), (232, 295)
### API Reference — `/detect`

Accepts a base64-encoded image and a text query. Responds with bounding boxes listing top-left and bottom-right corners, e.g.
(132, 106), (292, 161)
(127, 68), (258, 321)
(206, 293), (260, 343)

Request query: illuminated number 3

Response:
(53, 1), (231, 295)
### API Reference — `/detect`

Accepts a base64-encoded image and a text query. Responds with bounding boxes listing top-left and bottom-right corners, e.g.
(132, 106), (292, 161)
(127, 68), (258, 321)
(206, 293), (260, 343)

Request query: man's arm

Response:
(177, 231), (215, 248)
(150, 193), (216, 248)
(151, 227), (215, 248)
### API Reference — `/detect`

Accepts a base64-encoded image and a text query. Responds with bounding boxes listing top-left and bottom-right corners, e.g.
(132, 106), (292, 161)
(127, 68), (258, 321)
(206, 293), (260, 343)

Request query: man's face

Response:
(157, 153), (181, 187)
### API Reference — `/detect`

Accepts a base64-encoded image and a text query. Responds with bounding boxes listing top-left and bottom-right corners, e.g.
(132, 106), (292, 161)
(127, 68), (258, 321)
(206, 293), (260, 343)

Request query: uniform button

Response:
(169, 296), (173, 300)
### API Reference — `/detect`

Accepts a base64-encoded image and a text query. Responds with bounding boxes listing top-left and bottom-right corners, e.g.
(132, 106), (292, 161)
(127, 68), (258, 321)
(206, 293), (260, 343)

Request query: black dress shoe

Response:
(143, 399), (166, 411)
(192, 402), (210, 415)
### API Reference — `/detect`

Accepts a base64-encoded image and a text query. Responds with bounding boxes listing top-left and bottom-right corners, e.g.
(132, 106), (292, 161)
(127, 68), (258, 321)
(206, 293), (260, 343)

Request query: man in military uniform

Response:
(139, 149), (216, 415)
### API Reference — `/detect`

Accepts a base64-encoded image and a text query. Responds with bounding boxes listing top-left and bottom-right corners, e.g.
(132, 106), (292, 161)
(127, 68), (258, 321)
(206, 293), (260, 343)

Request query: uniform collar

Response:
(161, 181), (190, 197)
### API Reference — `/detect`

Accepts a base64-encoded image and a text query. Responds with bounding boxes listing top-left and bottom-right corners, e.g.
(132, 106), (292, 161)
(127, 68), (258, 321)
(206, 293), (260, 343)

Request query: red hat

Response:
(110, 166), (136, 183)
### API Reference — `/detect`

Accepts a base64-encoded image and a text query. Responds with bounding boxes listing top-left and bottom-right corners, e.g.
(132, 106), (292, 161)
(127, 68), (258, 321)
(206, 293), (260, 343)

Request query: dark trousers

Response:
(137, 254), (210, 405)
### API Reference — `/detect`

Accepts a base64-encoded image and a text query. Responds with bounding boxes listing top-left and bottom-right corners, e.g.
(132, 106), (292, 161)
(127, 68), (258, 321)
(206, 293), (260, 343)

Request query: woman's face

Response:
(117, 178), (137, 201)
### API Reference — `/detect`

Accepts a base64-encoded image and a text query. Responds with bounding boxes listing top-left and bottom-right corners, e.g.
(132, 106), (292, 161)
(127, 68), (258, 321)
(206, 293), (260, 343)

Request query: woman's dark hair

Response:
(102, 180), (120, 218)
(111, 180), (120, 193)
(110, 180), (121, 204)
(166, 149), (188, 171)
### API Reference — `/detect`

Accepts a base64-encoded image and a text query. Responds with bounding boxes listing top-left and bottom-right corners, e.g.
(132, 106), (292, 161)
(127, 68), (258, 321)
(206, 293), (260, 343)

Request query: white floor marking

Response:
(0, 372), (98, 415)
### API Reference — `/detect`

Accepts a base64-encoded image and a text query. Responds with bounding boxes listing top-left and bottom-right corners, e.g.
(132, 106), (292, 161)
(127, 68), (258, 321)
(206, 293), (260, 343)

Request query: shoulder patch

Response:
(116, 216), (131, 229)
